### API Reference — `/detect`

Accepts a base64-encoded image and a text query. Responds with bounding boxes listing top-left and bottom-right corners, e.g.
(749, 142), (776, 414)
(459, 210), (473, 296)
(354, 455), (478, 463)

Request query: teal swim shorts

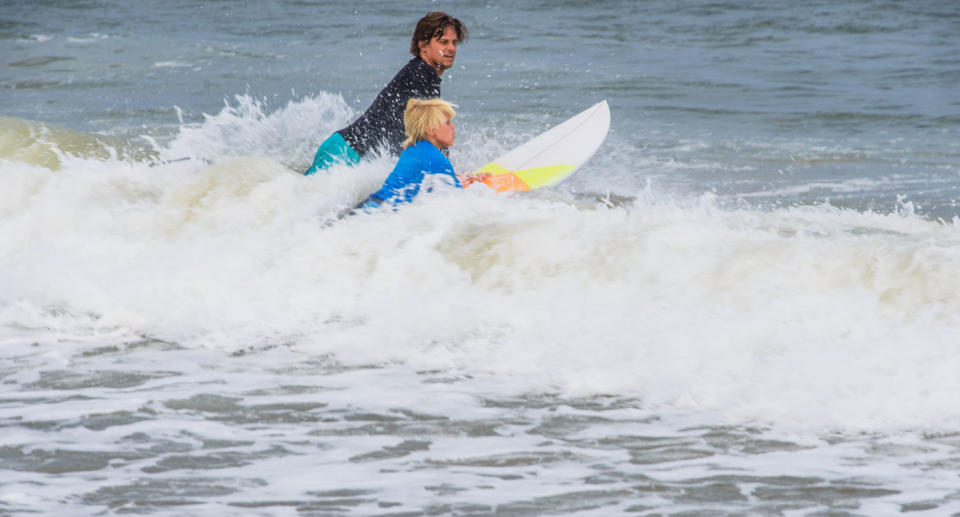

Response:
(304, 131), (361, 175)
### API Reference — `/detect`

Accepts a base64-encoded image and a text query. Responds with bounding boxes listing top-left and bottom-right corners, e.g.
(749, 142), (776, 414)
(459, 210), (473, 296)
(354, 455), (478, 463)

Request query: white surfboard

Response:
(475, 100), (610, 192)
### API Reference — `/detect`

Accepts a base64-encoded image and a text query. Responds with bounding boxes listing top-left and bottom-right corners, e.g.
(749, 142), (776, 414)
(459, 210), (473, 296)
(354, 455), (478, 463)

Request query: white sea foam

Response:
(163, 94), (356, 170)
(66, 33), (112, 44)
(3, 94), (960, 434)
(20, 34), (53, 43)
(736, 177), (891, 197)
(152, 61), (192, 69)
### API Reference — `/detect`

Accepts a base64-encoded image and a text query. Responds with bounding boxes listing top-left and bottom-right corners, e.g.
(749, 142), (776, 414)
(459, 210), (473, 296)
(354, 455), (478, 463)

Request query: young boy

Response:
(357, 98), (486, 209)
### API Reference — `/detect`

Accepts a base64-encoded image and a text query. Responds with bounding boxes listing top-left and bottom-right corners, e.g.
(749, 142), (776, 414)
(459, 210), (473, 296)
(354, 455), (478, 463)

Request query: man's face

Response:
(419, 25), (458, 74)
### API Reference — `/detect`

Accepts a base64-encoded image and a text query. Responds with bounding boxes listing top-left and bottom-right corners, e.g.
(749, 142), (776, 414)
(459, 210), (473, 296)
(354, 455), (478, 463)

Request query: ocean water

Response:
(2, 1), (960, 515)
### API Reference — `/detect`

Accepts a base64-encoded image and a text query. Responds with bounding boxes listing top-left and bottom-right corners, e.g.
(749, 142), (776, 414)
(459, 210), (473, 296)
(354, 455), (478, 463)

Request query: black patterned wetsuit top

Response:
(337, 57), (441, 157)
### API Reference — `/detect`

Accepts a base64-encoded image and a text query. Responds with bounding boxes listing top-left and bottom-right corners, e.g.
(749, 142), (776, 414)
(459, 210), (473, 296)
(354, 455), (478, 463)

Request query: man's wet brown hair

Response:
(409, 12), (468, 57)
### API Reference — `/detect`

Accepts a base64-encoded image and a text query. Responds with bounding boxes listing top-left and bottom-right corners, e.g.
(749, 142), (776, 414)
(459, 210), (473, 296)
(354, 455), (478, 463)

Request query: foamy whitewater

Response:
(3, 1), (960, 515)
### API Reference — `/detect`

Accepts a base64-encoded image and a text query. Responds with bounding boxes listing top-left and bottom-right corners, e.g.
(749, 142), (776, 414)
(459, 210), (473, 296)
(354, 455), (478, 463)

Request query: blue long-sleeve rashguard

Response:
(360, 140), (461, 209)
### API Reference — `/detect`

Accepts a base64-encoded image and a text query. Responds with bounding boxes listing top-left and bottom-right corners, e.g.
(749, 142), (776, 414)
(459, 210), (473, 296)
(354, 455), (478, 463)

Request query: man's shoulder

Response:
(403, 56), (432, 72)
(392, 57), (438, 83)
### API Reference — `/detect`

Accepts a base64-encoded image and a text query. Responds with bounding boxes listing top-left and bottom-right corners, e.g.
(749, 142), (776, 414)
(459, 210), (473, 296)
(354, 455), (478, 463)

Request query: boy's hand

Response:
(460, 172), (493, 187)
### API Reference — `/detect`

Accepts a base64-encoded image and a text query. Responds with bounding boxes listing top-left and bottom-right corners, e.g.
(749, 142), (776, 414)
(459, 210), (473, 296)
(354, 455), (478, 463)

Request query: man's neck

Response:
(419, 55), (444, 77)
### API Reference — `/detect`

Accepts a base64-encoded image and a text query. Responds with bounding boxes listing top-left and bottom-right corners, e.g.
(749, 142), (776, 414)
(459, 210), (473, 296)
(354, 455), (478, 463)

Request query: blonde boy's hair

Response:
(402, 98), (456, 149)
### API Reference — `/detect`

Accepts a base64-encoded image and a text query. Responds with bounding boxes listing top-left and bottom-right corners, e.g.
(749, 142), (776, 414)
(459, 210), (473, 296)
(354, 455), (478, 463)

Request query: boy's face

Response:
(429, 117), (455, 149)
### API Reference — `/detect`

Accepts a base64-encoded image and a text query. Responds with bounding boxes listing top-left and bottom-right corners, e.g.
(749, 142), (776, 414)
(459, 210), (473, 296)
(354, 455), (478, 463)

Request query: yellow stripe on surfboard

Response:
(475, 162), (577, 193)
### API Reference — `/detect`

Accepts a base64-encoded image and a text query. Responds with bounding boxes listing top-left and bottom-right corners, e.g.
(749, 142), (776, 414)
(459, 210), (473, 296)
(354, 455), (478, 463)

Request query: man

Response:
(305, 12), (468, 175)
